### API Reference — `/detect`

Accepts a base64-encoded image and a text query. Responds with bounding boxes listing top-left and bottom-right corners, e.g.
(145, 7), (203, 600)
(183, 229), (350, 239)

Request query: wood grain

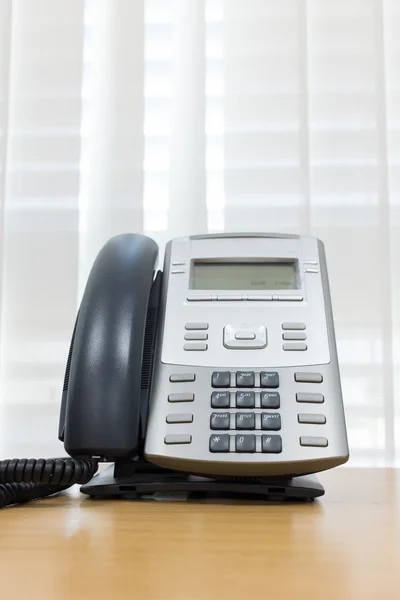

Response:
(0, 468), (398, 600)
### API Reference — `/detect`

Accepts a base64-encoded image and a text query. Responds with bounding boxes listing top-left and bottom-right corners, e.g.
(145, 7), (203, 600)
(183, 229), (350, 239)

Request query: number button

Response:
(236, 413), (255, 430)
(236, 371), (255, 387)
(211, 391), (230, 408)
(212, 371), (231, 388)
(261, 413), (281, 430)
(235, 434), (256, 453)
(210, 412), (230, 430)
(261, 392), (280, 409)
(262, 435), (282, 453)
(260, 372), (279, 388)
(210, 434), (230, 452)
(236, 391), (255, 408)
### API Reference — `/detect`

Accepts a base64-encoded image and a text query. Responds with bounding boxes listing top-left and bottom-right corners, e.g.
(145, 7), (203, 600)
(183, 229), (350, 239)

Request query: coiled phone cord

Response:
(0, 458), (98, 508)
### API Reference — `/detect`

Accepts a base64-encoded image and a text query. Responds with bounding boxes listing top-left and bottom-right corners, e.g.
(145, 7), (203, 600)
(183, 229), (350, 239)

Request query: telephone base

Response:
(80, 462), (325, 501)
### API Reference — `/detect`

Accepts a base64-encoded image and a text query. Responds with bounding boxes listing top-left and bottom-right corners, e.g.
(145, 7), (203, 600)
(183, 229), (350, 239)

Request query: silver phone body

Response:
(145, 233), (349, 477)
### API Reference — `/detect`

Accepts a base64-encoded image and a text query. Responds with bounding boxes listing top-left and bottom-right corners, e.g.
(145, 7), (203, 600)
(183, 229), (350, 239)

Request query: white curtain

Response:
(0, 0), (399, 465)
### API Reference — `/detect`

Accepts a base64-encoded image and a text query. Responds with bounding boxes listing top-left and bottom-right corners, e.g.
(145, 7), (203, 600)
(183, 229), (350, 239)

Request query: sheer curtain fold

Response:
(0, 0), (399, 464)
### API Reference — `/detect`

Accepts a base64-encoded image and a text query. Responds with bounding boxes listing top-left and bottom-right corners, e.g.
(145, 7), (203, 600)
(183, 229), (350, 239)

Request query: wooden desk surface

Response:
(0, 468), (398, 600)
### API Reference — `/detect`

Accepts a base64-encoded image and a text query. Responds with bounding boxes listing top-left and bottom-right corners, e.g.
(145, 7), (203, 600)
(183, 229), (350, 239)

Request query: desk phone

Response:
(0, 233), (349, 507)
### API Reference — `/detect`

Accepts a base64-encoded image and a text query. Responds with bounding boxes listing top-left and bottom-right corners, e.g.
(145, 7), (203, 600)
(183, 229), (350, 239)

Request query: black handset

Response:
(59, 233), (160, 459)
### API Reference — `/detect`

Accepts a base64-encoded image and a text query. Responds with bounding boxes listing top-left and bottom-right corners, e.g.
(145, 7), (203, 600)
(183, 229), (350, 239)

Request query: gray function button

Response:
(277, 295), (304, 301)
(183, 342), (208, 351)
(165, 434), (192, 445)
(261, 392), (280, 409)
(262, 435), (282, 454)
(282, 332), (307, 341)
(168, 393), (194, 403)
(282, 322), (306, 331)
(224, 324), (267, 350)
(261, 413), (281, 431)
(260, 371), (279, 388)
(166, 413), (194, 424)
(172, 261), (186, 266)
(296, 393), (324, 404)
(283, 342), (307, 351)
(217, 294), (243, 301)
(298, 414), (326, 425)
(210, 412), (230, 430)
(169, 373), (196, 383)
(211, 391), (230, 408)
(171, 268), (185, 274)
(236, 391), (255, 408)
(185, 322), (209, 330)
(235, 434), (256, 453)
(236, 413), (255, 430)
(300, 436), (328, 448)
(212, 371), (231, 388)
(236, 371), (255, 387)
(295, 372), (323, 383)
(184, 332), (208, 341)
(210, 434), (230, 452)
(247, 295), (273, 301)
(305, 268), (319, 274)
(186, 294), (213, 302)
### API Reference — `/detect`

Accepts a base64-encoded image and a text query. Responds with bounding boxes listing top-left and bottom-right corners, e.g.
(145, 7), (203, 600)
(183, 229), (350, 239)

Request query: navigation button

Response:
(235, 332), (256, 340)
(210, 434), (230, 452)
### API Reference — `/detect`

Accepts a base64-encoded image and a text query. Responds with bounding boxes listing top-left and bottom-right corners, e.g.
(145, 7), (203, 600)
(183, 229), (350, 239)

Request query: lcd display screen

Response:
(191, 262), (298, 290)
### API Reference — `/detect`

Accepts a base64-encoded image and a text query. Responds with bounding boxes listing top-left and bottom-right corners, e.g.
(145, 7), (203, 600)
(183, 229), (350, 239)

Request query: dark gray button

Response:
(235, 434), (256, 453)
(300, 436), (328, 447)
(210, 412), (230, 430)
(282, 322), (306, 330)
(185, 322), (209, 330)
(236, 412), (255, 430)
(262, 435), (282, 453)
(184, 332), (208, 340)
(282, 332), (307, 341)
(283, 342), (307, 351)
(211, 391), (230, 408)
(298, 413), (326, 425)
(236, 391), (255, 408)
(210, 434), (230, 452)
(261, 392), (280, 409)
(296, 393), (324, 403)
(168, 393), (194, 403)
(236, 371), (255, 387)
(169, 373), (196, 382)
(260, 371), (279, 388)
(166, 413), (193, 424)
(164, 434), (192, 444)
(212, 371), (231, 388)
(295, 372), (323, 383)
(183, 342), (208, 351)
(261, 413), (281, 430)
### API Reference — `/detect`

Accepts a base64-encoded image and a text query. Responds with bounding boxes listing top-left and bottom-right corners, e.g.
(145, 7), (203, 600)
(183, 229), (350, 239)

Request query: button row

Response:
(212, 371), (279, 388)
(211, 412), (281, 431)
(187, 294), (303, 302)
(211, 391), (280, 409)
(210, 434), (282, 453)
(183, 323), (209, 352)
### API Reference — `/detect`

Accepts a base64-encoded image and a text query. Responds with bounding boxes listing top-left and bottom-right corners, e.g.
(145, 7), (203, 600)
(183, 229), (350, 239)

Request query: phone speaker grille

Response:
(141, 307), (157, 390)
(62, 314), (79, 392)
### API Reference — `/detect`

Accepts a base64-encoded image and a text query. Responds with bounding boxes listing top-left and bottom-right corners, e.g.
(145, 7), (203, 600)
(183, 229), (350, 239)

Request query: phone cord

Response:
(0, 458), (98, 508)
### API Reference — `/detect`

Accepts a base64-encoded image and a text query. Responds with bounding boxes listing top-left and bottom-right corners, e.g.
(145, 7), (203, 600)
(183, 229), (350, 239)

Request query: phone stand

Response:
(80, 460), (325, 501)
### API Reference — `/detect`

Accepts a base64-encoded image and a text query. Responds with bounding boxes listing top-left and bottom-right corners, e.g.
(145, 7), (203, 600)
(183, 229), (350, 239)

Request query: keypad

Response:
(212, 371), (231, 388)
(261, 413), (281, 431)
(262, 435), (282, 453)
(236, 434), (256, 453)
(236, 391), (255, 408)
(236, 412), (255, 430)
(260, 371), (279, 388)
(210, 412), (230, 430)
(261, 392), (280, 409)
(236, 371), (255, 387)
(211, 391), (230, 408)
(210, 434), (230, 452)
